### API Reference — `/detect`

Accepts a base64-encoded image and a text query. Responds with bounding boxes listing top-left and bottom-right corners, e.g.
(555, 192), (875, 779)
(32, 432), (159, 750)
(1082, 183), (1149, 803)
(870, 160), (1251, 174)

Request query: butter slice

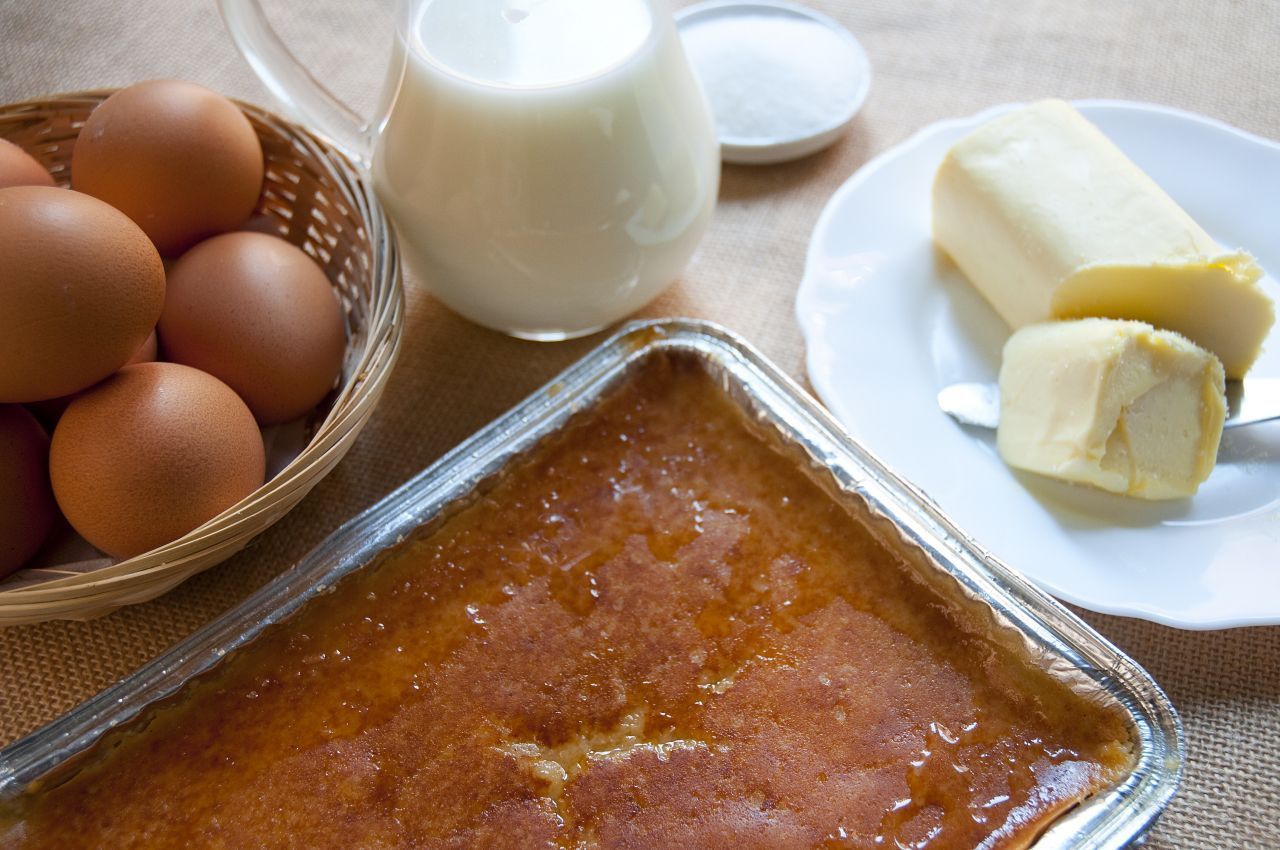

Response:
(997, 319), (1226, 499)
(933, 99), (1274, 379)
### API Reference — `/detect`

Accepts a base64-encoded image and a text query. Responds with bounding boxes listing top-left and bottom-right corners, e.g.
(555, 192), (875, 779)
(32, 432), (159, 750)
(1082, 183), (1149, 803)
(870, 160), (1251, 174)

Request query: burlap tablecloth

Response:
(2, 1), (1278, 846)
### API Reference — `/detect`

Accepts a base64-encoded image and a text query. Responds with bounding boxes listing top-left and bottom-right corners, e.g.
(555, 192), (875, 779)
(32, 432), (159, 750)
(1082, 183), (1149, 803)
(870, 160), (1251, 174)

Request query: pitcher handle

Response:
(218, 0), (374, 164)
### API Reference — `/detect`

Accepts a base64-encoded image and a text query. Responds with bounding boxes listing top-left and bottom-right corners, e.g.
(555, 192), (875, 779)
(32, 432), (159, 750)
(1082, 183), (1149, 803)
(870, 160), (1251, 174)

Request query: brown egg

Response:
(0, 186), (166, 402)
(0, 405), (56, 577)
(160, 232), (347, 425)
(25, 329), (160, 428)
(0, 138), (55, 189)
(71, 79), (264, 256)
(129, 328), (160, 366)
(50, 362), (265, 560)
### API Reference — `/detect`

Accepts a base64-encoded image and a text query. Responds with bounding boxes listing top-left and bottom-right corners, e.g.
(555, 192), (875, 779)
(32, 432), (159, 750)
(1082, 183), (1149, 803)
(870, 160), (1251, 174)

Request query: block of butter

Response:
(997, 318), (1226, 500)
(933, 99), (1274, 379)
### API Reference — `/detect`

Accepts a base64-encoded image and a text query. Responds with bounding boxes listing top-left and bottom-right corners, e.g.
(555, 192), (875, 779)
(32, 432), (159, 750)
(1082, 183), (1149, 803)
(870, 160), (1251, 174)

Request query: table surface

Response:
(2, 1), (1278, 847)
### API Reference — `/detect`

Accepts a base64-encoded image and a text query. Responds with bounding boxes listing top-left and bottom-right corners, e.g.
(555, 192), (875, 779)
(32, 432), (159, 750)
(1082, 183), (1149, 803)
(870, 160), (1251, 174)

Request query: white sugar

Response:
(682, 13), (866, 142)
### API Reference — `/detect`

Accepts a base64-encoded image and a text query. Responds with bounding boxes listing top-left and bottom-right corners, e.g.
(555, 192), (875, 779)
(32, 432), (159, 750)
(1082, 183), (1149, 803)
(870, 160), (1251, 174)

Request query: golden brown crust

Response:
(6, 355), (1134, 849)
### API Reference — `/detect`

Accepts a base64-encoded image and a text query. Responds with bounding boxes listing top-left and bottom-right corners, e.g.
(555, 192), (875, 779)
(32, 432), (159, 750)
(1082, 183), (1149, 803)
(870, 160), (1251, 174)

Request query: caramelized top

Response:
(2, 355), (1134, 849)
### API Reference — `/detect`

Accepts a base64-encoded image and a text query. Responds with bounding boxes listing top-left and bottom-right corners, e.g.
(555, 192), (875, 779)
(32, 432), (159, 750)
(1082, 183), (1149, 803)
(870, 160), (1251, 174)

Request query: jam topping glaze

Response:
(3, 355), (1134, 849)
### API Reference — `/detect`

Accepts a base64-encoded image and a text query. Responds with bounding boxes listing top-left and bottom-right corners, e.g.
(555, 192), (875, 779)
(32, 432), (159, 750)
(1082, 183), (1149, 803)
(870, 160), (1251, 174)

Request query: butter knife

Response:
(937, 378), (1280, 431)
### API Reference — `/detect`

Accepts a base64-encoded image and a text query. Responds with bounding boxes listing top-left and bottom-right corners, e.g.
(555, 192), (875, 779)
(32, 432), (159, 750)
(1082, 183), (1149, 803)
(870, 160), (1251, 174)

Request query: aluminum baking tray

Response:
(0, 319), (1181, 847)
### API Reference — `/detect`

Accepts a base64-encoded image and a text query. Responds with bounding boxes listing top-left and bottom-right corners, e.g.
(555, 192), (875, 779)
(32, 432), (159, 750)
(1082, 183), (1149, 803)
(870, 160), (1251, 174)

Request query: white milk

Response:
(372, 0), (719, 339)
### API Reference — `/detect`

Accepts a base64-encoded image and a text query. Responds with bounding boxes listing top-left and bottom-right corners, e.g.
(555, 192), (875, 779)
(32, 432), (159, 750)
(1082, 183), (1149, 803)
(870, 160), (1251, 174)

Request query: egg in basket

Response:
(0, 81), (403, 625)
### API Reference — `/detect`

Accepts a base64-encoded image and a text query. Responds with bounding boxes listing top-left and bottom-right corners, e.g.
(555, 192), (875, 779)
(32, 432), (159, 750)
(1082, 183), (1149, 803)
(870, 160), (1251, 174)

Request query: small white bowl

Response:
(676, 0), (872, 165)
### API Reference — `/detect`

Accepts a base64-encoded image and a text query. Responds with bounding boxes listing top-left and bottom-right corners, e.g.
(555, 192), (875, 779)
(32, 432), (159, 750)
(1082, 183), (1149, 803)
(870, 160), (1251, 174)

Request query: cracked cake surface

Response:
(2, 354), (1135, 849)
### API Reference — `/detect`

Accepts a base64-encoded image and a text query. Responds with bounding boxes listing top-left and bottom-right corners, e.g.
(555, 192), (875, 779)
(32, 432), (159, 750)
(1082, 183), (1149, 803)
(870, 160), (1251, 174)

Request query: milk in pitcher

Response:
(372, 0), (719, 339)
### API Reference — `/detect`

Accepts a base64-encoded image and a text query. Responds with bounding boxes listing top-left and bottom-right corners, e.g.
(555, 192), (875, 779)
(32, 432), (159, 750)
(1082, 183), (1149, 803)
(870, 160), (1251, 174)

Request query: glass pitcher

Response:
(220, 0), (720, 340)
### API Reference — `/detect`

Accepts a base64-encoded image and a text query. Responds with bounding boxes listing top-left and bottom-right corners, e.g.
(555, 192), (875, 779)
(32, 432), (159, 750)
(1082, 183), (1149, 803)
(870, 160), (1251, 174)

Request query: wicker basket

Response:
(0, 90), (404, 626)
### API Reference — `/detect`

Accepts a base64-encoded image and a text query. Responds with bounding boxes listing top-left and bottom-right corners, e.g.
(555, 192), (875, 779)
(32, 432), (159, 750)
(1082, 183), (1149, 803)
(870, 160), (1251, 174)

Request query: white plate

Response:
(796, 100), (1280, 630)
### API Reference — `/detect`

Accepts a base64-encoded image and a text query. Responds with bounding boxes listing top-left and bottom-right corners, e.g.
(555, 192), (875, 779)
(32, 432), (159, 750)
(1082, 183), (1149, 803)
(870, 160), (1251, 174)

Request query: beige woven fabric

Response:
(2, 1), (1279, 846)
